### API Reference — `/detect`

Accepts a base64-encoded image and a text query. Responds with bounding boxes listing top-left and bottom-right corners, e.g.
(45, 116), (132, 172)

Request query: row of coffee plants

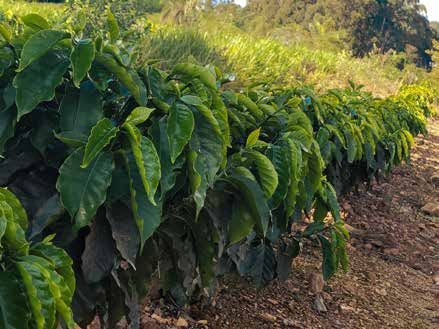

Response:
(0, 12), (434, 328)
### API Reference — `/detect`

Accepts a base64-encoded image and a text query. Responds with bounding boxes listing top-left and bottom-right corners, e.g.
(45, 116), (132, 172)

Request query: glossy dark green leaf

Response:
(54, 131), (88, 148)
(241, 241), (276, 287)
(71, 39), (95, 88)
(124, 124), (161, 205)
(82, 118), (119, 168)
(59, 82), (103, 135)
(167, 103), (194, 163)
(319, 235), (337, 280)
(226, 175), (270, 237)
(57, 148), (114, 230)
(18, 30), (69, 72)
(14, 51), (70, 119)
(0, 272), (31, 329)
(245, 149), (279, 198)
(124, 151), (161, 250)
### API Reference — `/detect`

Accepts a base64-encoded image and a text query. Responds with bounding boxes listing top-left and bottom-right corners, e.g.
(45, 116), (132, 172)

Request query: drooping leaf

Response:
(71, 39), (95, 88)
(14, 51), (70, 119)
(124, 124), (161, 205)
(0, 272), (31, 329)
(82, 118), (119, 168)
(319, 235), (337, 280)
(245, 149), (279, 198)
(57, 148), (114, 230)
(228, 199), (255, 245)
(226, 175), (270, 237)
(81, 215), (116, 284)
(123, 151), (161, 250)
(16, 260), (56, 329)
(167, 103), (194, 164)
(106, 202), (140, 269)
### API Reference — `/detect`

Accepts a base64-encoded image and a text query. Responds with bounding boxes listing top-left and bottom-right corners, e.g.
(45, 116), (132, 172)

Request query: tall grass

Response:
(141, 24), (429, 96)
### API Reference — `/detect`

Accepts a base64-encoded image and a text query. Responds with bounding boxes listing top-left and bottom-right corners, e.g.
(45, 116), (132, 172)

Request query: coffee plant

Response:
(0, 11), (433, 328)
(0, 188), (75, 329)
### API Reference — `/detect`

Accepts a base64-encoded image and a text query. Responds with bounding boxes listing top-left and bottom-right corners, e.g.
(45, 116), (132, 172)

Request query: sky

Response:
(419, 0), (439, 21)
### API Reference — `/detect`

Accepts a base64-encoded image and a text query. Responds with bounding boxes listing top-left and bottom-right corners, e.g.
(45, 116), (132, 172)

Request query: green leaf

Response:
(241, 241), (276, 287)
(59, 82), (103, 135)
(14, 51), (70, 120)
(16, 260), (56, 329)
(124, 124), (161, 205)
(82, 118), (119, 168)
(57, 148), (114, 230)
(268, 143), (291, 208)
(319, 235), (337, 280)
(0, 108), (15, 155)
(172, 63), (217, 90)
(54, 131), (88, 148)
(228, 200), (255, 245)
(107, 10), (120, 43)
(226, 175), (270, 237)
(245, 149), (279, 198)
(71, 39), (95, 88)
(0, 272), (31, 329)
(0, 201), (29, 255)
(0, 23), (11, 43)
(246, 128), (261, 148)
(0, 187), (28, 229)
(167, 103), (194, 164)
(95, 52), (147, 106)
(124, 151), (161, 249)
(124, 107), (155, 126)
(21, 14), (50, 30)
(18, 30), (69, 72)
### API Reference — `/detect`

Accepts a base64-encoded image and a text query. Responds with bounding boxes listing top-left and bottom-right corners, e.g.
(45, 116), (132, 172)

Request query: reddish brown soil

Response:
(93, 119), (439, 329)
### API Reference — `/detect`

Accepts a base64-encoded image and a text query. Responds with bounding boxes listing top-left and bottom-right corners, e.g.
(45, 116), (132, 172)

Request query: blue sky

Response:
(421, 0), (439, 22)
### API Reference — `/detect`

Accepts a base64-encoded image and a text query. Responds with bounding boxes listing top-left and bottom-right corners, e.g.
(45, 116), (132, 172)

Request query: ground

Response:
(95, 119), (439, 329)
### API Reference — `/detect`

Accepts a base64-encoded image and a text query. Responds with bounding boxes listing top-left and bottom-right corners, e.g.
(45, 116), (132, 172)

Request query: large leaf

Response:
(225, 175), (270, 236)
(59, 82), (103, 135)
(188, 106), (224, 215)
(71, 39), (95, 87)
(0, 187), (28, 229)
(124, 151), (161, 250)
(167, 103), (194, 163)
(106, 202), (140, 269)
(0, 107), (15, 155)
(16, 260), (56, 329)
(29, 194), (65, 239)
(14, 51), (70, 119)
(0, 201), (29, 255)
(82, 118), (119, 168)
(81, 215), (116, 284)
(18, 30), (69, 72)
(245, 149), (279, 198)
(124, 124), (161, 205)
(57, 148), (114, 230)
(268, 143), (291, 208)
(21, 14), (50, 30)
(0, 272), (31, 329)
(228, 199), (255, 245)
(240, 241), (276, 287)
(124, 107), (155, 126)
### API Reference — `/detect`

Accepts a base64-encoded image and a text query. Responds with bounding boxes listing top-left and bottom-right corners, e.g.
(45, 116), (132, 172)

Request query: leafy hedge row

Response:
(0, 12), (434, 328)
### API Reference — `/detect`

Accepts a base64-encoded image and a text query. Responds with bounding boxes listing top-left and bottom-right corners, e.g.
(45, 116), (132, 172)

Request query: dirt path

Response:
(136, 119), (439, 329)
